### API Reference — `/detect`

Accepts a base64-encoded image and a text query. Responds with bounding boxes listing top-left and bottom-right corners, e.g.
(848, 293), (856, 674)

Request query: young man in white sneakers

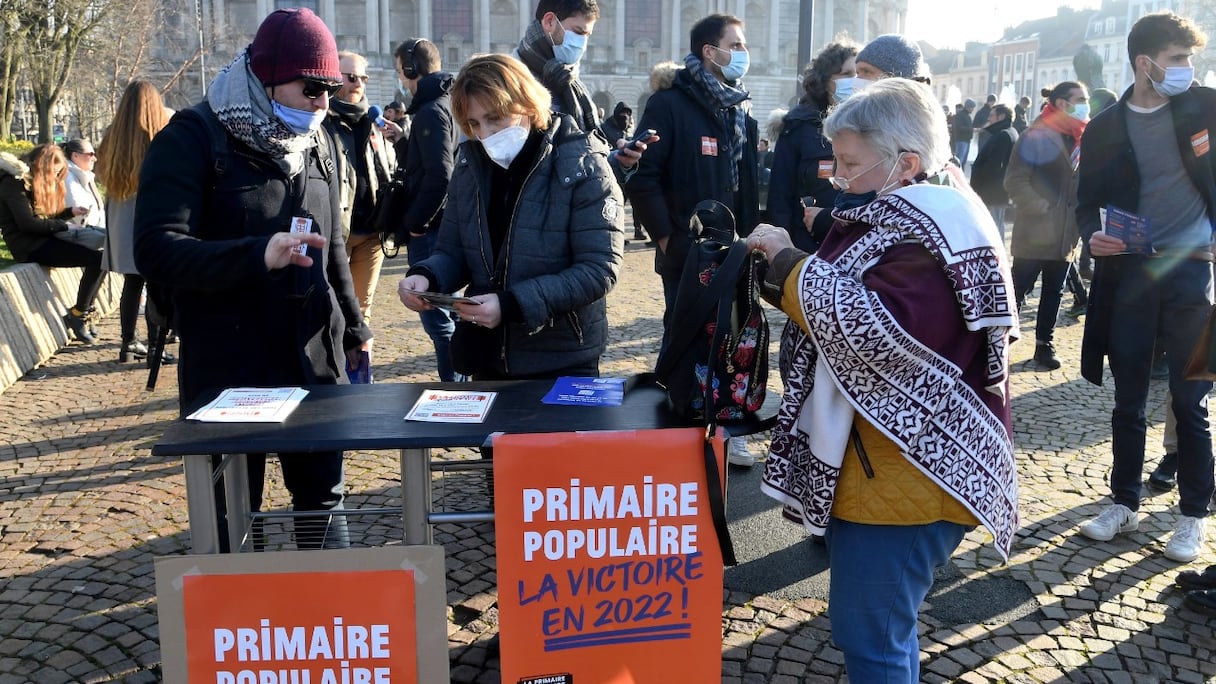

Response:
(1075, 12), (1215, 562)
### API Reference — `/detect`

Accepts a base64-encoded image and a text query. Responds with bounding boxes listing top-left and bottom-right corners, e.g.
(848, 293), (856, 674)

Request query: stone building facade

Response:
(153, 0), (906, 128)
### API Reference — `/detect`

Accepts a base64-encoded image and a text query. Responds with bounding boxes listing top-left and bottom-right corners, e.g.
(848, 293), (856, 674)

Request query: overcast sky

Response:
(904, 0), (1105, 50)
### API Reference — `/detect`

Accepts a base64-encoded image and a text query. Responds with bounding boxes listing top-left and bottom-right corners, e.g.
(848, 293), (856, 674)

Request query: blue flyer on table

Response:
(1104, 205), (1153, 254)
(541, 376), (626, 406)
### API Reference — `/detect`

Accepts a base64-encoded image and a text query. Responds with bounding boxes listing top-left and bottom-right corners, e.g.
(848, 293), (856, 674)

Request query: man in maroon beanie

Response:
(134, 7), (372, 552)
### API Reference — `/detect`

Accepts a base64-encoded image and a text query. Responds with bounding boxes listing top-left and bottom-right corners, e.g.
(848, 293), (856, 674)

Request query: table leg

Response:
(222, 453), (251, 553)
(401, 447), (432, 545)
(183, 454), (219, 554)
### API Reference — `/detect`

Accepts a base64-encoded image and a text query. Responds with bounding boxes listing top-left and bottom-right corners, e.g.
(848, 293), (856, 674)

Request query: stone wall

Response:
(0, 264), (121, 393)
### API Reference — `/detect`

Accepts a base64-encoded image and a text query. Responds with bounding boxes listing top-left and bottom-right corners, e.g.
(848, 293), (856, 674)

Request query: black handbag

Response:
(655, 201), (769, 423)
(373, 171), (410, 257)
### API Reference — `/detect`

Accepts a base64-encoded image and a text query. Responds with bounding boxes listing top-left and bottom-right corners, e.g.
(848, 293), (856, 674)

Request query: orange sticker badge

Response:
(701, 136), (719, 156)
(818, 159), (834, 179)
(1192, 130), (1210, 157)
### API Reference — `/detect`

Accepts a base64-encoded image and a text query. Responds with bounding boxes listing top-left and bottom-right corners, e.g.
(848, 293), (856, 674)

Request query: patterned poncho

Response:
(759, 183), (1021, 560)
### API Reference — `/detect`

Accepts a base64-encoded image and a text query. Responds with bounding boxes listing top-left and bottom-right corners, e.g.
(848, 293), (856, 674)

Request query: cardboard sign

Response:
(156, 547), (448, 684)
(494, 428), (725, 683)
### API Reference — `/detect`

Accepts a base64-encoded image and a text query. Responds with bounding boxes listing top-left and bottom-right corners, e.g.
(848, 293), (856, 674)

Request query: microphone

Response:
(369, 105), (385, 127)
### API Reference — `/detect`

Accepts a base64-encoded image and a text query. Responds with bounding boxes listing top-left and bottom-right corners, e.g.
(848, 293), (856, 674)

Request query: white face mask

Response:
(831, 77), (873, 105)
(1147, 57), (1194, 98)
(480, 121), (530, 169)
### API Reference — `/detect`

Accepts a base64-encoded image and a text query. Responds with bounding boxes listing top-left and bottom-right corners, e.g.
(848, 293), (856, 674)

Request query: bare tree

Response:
(22, 0), (114, 143)
(0, 0), (34, 139)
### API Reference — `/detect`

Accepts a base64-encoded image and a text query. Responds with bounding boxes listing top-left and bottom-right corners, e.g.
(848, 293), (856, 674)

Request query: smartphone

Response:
(626, 128), (657, 151)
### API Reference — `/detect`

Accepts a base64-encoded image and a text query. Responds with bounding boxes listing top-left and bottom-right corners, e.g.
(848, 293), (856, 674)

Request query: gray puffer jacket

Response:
(419, 113), (624, 377)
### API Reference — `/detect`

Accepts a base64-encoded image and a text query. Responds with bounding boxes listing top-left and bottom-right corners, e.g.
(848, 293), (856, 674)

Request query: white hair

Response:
(822, 78), (950, 175)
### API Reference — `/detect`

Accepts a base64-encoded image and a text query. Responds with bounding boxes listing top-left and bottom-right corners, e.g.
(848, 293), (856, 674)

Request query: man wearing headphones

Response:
(392, 38), (462, 382)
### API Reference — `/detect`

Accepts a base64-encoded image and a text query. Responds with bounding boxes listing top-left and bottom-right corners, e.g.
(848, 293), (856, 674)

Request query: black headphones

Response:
(399, 39), (423, 80)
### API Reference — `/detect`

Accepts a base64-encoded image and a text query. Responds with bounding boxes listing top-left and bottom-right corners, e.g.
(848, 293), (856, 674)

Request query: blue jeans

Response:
(1012, 258), (1069, 343)
(826, 519), (969, 682)
(988, 205), (1007, 243)
(954, 140), (971, 171)
(1106, 257), (1214, 517)
(407, 231), (460, 382)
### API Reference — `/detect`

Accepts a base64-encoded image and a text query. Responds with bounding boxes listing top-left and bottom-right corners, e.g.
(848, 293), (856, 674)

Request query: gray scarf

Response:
(684, 53), (749, 191)
(207, 50), (316, 177)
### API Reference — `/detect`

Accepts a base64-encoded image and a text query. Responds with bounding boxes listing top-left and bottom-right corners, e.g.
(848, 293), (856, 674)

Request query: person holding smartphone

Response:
(397, 54), (623, 380)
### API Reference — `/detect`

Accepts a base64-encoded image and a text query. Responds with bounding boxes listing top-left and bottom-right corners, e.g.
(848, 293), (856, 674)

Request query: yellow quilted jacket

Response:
(782, 263), (979, 527)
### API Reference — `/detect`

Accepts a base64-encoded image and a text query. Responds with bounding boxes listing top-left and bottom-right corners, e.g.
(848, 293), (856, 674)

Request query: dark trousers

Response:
(117, 273), (148, 344)
(1012, 258), (1069, 343)
(212, 452), (348, 551)
(26, 238), (104, 311)
(1105, 257), (1214, 518)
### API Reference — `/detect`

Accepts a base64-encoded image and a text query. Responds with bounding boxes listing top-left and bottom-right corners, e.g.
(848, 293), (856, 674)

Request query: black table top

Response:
(151, 380), (733, 456)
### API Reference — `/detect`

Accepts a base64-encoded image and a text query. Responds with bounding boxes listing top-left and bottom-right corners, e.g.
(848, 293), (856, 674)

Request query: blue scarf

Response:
(683, 53), (749, 191)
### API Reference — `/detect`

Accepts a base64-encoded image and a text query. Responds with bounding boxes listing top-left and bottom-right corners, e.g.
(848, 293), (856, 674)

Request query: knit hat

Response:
(248, 8), (341, 87)
(964, 98), (976, 109)
(856, 34), (929, 80)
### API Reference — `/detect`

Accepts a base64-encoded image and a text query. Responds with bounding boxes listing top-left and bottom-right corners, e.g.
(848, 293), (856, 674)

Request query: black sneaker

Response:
(1183, 588), (1216, 616)
(1065, 301), (1087, 317)
(1177, 566), (1216, 592)
(1034, 341), (1061, 370)
(1145, 453), (1178, 493)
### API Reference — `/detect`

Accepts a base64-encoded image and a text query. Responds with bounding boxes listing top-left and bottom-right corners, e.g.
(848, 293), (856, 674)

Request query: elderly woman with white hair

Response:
(746, 78), (1020, 681)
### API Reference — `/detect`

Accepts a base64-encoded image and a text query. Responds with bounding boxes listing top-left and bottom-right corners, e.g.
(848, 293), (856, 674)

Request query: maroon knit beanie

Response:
(248, 8), (341, 87)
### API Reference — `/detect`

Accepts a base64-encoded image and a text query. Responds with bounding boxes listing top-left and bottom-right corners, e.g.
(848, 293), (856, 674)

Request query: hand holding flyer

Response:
(1102, 205), (1153, 255)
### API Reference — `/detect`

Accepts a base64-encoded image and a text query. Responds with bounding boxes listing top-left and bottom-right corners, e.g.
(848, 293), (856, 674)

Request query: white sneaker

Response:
(726, 436), (757, 467)
(1078, 503), (1138, 541)
(1164, 516), (1208, 563)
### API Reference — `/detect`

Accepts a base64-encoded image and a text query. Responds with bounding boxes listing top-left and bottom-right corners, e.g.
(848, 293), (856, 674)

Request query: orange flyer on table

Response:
(182, 570), (419, 683)
(494, 428), (726, 684)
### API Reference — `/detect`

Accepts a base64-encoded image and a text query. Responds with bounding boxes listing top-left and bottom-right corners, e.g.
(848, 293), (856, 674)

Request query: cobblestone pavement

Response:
(1, 238), (1214, 683)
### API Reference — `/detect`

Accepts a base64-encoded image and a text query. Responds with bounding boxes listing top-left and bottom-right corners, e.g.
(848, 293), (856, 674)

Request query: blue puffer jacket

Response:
(416, 113), (624, 377)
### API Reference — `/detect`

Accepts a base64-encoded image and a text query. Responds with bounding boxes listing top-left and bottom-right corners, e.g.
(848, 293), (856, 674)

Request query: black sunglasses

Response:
(344, 73), (369, 84)
(301, 79), (342, 99)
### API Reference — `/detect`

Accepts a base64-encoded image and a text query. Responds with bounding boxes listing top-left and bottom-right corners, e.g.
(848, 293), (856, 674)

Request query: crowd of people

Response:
(0, 0), (1213, 678)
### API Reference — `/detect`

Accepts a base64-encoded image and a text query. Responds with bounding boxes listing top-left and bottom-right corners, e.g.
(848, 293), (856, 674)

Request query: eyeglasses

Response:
(828, 156), (891, 191)
(78, 151), (96, 157)
(301, 79), (342, 99)
(344, 73), (369, 84)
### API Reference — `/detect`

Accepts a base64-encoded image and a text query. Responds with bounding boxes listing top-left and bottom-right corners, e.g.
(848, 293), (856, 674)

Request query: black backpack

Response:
(144, 105), (336, 390)
(655, 200), (769, 424)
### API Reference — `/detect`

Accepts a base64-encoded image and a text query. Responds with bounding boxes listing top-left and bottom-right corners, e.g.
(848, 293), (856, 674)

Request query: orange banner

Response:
(494, 428), (725, 684)
(182, 570), (419, 683)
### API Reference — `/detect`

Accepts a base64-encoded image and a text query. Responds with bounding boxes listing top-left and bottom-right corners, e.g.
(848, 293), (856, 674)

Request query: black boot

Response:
(118, 339), (149, 363)
(1034, 340), (1060, 370)
(63, 309), (96, 344)
(1146, 452), (1178, 493)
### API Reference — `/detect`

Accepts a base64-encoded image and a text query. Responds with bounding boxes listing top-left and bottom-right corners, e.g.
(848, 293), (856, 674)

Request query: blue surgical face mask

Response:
(832, 155), (903, 212)
(551, 24), (588, 65)
(830, 77), (857, 105)
(1068, 102), (1090, 121)
(1147, 58), (1194, 97)
(711, 45), (750, 82)
(273, 101), (326, 134)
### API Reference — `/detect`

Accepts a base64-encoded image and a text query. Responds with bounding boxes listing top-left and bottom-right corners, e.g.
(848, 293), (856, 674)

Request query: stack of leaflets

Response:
(541, 377), (626, 407)
(187, 388), (309, 422)
(405, 389), (497, 423)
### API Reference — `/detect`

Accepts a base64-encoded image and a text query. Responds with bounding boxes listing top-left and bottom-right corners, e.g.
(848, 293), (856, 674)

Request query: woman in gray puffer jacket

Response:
(398, 54), (624, 379)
